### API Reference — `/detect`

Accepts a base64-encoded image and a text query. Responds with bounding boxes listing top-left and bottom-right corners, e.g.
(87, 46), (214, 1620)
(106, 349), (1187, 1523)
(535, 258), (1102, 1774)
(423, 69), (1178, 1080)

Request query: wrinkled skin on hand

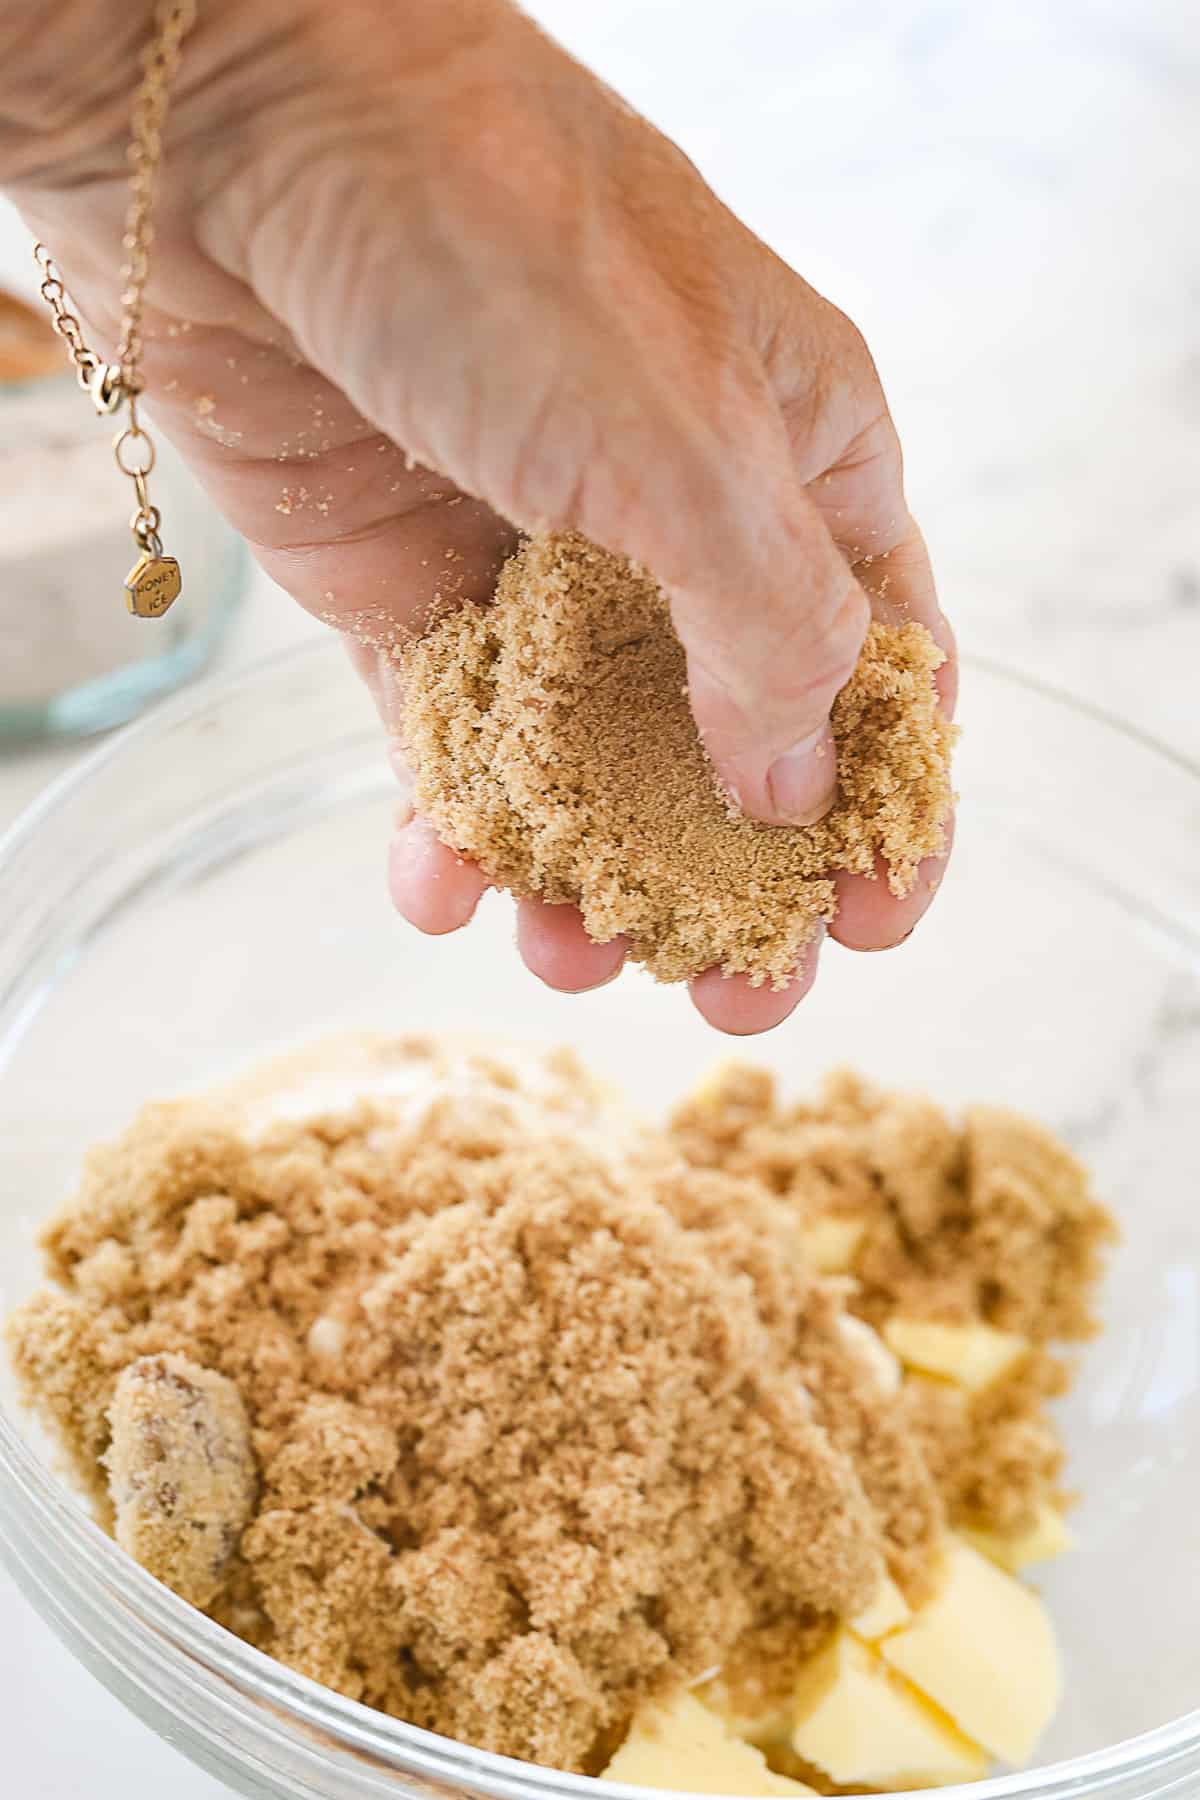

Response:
(2, 0), (955, 1032)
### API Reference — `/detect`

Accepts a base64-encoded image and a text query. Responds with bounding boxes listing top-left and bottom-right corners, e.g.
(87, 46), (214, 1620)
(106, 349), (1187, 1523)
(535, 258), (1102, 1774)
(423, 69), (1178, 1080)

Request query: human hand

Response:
(2, 0), (955, 1033)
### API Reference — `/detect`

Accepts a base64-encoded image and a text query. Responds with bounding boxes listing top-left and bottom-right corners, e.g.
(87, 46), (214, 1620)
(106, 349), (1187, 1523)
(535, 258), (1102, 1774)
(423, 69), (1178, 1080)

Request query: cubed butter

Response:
(883, 1318), (1030, 1392)
(961, 1502), (1074, 1573)
(698, 1675), (792, 1750)
(880, 1537), (1061, 1764)
(799, 1216), (866, 1274)
(838, 1316), (903, 1395)
(791, 1628), (987, 1788)
(849, 1573), (911, 1639)
(603, 1690), (814, 1795)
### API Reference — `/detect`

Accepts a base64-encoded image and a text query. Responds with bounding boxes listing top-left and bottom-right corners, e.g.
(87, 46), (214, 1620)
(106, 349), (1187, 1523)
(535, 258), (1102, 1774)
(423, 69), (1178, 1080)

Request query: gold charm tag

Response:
(34, 6), (199, 627)
(125, 551), (182, 618)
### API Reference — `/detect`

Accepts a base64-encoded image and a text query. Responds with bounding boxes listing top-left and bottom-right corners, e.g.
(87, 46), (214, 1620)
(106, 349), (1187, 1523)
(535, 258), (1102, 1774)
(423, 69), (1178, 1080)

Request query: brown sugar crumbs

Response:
(400, 532), (955, 986)
(672, 1064), (1117, 1535)
(105, 1353), (257, 1609)
(5, 1037), (1111, 1775)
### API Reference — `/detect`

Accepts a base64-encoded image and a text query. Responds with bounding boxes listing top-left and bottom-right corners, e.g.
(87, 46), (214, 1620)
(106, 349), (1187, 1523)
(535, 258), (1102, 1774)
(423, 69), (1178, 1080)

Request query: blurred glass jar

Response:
(0, 289), (245, 743)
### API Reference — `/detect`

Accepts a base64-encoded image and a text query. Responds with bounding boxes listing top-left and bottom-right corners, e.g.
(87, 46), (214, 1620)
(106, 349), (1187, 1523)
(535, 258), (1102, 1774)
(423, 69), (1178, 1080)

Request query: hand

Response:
(2, 0), (955, 1033)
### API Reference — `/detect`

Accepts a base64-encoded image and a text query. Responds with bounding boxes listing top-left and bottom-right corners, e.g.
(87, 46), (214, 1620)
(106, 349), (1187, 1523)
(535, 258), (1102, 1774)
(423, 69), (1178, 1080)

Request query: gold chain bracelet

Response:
(33, 0), (197, 618)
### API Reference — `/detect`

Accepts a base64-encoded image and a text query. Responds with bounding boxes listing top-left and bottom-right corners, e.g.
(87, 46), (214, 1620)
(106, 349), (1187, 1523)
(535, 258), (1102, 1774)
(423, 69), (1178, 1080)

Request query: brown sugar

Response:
(106, 1353), (257, 1608)
(400, 532), (955, 986)
(902, 1354), (1070, 1535)
(6, 1037), (944, 1775)
(671, 1065), (1116, 1535)
(5, 1039), (1110, 1775)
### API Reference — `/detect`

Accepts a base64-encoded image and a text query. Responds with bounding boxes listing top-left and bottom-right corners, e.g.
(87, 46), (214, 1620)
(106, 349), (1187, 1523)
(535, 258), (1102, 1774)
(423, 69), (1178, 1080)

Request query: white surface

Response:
(0, 0), (1197, 1793)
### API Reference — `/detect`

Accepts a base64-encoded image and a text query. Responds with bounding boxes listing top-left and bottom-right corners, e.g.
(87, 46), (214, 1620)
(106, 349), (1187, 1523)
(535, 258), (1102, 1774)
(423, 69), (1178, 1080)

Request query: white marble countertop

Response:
(1, 1), (1196, 1793)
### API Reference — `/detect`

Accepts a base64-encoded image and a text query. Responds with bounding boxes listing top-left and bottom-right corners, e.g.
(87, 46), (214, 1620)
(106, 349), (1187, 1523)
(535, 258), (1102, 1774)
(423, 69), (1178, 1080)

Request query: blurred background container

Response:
(0, 287), (245, 743)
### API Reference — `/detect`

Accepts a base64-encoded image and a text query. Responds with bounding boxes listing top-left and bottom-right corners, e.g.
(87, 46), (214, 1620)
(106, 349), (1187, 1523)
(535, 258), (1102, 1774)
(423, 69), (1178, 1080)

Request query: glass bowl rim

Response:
(1, 636), (1197, 1800)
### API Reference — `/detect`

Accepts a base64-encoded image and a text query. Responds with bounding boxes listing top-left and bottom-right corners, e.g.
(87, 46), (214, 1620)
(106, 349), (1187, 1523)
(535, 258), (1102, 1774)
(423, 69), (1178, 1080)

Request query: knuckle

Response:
(768, 573), (869, 711)
(779, 294), (893, 472)
(819, 578), (872, 680)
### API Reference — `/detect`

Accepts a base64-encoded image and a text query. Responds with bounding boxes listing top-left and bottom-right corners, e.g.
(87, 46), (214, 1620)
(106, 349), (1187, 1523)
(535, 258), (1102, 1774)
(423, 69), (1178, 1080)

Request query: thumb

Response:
(665, 489), (870, 825)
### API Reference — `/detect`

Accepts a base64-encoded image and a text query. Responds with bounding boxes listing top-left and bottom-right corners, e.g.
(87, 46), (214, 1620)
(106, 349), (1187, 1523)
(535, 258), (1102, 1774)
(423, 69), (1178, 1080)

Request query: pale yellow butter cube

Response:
(880, 1537), (1061, 1764)
(603, 1690), (814, 1795)
(883, 1317), (1030, 1391)
(791, 1628), (987, 1788)
(962, 1502), (1074, 1573)
(799, 1216), (866, 1274)
(838, 1316), (903, 1395)
(849, 1573), (911, 1639)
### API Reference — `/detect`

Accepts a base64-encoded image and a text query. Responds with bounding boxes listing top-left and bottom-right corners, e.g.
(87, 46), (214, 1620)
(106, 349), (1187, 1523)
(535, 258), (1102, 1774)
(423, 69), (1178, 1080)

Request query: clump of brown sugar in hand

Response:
(400, 532), (955, 987)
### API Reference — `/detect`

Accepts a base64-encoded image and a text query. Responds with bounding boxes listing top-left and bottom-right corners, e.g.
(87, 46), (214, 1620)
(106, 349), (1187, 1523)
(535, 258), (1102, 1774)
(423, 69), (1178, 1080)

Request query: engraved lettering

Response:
(125, 554), (182, 618)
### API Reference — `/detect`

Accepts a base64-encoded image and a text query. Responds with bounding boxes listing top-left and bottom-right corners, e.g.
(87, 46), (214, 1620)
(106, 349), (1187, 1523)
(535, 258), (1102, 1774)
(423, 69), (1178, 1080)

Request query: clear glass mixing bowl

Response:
(0, 641), (1197, 1800)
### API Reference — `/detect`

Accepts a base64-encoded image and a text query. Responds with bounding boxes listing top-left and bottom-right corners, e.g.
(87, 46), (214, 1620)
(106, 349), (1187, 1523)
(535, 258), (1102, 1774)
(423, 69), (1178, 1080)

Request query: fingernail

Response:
(765, 725), (837, 825)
